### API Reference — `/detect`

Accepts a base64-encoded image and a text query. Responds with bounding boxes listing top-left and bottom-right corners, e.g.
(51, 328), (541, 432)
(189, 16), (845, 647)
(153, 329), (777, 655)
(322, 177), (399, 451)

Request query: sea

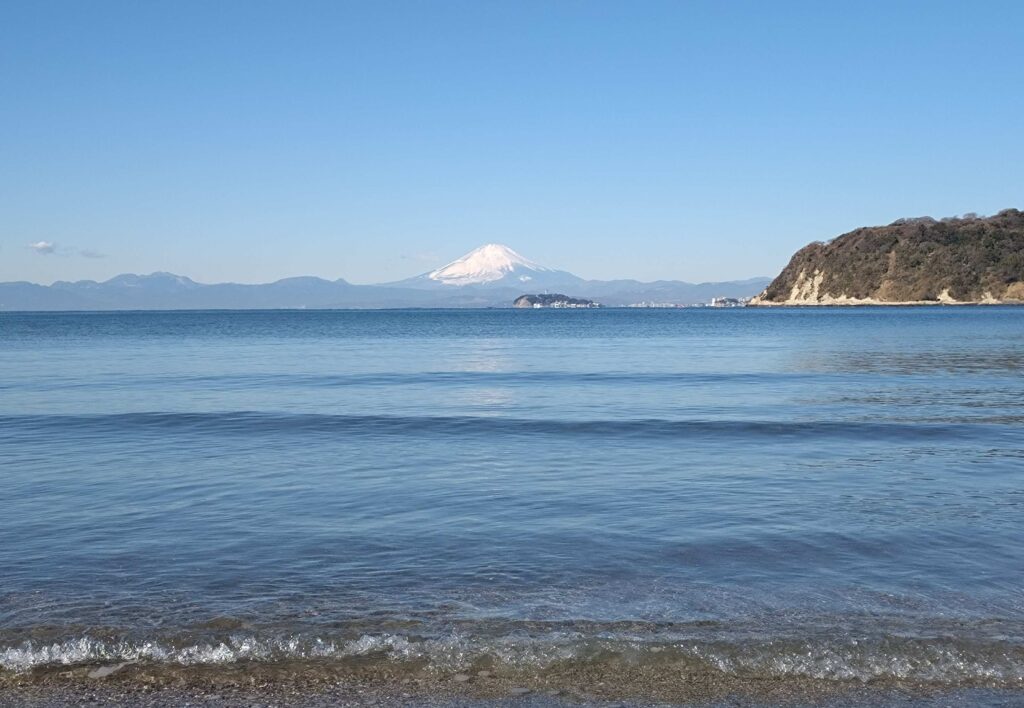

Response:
(1, 308), (1022, 706)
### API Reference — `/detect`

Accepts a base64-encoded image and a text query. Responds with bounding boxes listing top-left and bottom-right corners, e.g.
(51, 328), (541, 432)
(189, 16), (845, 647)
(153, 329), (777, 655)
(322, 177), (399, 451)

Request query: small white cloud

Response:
(79, 249), (106, 259)
(29, 241), (56, 254)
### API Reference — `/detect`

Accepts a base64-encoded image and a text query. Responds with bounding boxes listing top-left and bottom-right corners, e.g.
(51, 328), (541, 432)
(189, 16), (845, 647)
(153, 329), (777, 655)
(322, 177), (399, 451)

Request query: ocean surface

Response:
(1, 308), (1023, 704)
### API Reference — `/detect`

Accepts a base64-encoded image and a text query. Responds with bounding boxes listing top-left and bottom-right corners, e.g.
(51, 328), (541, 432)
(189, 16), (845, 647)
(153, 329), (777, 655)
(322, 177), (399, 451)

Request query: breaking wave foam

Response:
(4, 631), (1024, 686)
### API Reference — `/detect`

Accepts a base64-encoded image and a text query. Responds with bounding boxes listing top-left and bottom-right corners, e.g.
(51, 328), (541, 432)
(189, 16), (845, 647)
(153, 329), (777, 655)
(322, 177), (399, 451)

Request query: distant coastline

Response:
(0, 244), (770, 311)
(750, 296), (1019, 307)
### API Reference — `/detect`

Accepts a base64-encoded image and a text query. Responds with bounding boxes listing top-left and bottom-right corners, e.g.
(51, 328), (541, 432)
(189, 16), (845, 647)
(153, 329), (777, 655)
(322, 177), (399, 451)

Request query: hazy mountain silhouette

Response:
(1, 246), (770, 310)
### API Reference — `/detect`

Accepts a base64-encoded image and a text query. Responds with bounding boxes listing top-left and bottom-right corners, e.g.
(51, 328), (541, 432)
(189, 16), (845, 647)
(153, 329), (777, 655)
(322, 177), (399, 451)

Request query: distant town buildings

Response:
(627, 297), (751, 308)
(515, 294), (752, 308)
(532, 300), (599, 308)
(626, 302), (687, 308)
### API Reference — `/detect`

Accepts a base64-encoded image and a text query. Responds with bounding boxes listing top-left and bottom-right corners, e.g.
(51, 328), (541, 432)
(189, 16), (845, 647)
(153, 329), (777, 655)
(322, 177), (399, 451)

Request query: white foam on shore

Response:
(3, 632), (1024, 685)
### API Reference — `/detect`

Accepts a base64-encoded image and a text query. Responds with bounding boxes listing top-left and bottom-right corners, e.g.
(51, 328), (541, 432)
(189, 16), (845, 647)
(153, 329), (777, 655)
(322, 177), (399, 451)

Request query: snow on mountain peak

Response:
(428, 244), (550, 285)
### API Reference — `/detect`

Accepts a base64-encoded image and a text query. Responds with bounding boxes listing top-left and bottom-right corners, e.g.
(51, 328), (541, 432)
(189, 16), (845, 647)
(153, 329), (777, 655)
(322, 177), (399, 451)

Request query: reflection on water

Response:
(450, 339), (519, 410)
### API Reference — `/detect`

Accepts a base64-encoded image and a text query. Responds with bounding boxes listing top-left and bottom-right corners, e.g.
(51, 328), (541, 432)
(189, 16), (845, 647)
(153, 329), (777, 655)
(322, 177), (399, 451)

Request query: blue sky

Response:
(2, 1), (1022, 285)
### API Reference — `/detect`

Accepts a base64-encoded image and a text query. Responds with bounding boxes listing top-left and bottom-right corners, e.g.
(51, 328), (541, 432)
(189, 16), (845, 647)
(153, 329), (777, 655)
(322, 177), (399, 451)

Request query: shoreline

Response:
(3, 663), (1023, 707)
(747, 299), (1024, 307)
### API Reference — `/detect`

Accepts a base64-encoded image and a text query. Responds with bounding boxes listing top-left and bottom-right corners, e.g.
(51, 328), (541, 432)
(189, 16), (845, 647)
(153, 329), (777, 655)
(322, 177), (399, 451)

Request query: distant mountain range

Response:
(0, 244), (770, 310)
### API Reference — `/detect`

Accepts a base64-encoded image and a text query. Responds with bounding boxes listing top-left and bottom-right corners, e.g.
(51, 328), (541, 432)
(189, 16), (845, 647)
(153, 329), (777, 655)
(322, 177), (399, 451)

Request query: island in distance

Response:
(752, 208), (1024, 305)
(0, 244), (769, 311)
(513, 293), (601, 308)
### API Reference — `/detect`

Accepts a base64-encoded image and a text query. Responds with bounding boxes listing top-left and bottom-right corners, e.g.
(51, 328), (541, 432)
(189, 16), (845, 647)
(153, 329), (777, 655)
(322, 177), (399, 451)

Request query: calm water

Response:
(1, 308), (1023, 697)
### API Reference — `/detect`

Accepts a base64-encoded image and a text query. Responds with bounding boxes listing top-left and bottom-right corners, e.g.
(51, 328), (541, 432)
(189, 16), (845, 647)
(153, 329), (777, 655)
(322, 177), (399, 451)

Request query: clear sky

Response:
(2, 1), (1022, 285)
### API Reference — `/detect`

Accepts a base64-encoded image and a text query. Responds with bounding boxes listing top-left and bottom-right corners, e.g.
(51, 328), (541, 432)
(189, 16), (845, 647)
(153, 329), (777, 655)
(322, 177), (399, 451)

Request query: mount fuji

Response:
(0, 244), (770, 310)
(389, 244), (769, 305)
(394, 244), (584, 291)
(429, 244), (557, 286)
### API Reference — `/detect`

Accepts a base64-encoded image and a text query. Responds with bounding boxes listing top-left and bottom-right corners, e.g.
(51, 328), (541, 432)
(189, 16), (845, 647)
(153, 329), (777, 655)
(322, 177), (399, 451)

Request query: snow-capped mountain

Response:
(395, 244), (584, 291)
(428, 244), (551, 286)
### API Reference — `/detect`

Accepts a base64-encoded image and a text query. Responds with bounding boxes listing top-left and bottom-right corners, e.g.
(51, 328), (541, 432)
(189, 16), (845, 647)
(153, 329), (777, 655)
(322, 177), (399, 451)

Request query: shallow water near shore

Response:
(1, 308), (1023, 705)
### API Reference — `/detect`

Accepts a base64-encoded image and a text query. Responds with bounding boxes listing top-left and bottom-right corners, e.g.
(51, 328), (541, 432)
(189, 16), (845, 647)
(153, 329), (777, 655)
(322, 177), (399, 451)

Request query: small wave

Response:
(4, 370), (821, 392)
(3, 631), (1024, 686)
(0, 412), (1003, 442)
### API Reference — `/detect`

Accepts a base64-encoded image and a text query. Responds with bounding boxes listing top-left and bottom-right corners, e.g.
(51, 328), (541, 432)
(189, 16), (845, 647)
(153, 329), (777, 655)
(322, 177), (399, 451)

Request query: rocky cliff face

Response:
(751, 209), (1024, 305)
